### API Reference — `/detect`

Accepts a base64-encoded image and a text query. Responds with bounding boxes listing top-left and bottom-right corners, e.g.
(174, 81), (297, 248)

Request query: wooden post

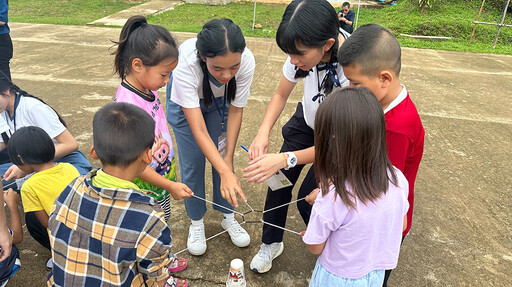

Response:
(469, 0), (486, 45)
(493, 0), (511, 48)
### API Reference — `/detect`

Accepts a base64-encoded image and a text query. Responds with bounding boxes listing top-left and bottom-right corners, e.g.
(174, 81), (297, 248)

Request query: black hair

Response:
(7, 126), (55, 166)
(338, 24), (401, 77)
(314, 87), (397, 209)
(196, 18), (246, 107)
(93, 102), (154, 167)
(276, 0), (340, 95)
(342, 2), (350, 8)
(113, 15), (179, 79)
(0, 76), (67, 127)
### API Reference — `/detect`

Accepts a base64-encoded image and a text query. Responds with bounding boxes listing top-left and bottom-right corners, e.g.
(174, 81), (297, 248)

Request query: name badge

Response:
(265, 170), (292, 191)
(218, 132), (227, 158)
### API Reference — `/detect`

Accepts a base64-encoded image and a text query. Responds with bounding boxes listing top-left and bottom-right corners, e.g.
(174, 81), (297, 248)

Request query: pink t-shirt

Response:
(114, 83), (176, 192)
(303, 168), (409, 279)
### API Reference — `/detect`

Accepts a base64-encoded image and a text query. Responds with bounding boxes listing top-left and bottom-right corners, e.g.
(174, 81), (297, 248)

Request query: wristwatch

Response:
(284, 152), (297, 170)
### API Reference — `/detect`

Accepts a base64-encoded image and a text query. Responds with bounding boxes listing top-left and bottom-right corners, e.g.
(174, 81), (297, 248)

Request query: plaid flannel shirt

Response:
(47, 170), (172, 286)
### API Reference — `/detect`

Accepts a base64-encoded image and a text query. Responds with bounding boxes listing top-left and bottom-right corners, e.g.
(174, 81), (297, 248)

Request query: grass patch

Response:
(10, 0), (145, 25)
(148, 2), (286, 38)
(9, 0), (512, 54)
(150, 0), (511, 54)
(356, 0), (512, 54)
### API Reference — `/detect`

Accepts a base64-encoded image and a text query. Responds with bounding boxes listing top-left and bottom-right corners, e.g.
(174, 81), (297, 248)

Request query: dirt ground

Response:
(4, 22), (512, 286)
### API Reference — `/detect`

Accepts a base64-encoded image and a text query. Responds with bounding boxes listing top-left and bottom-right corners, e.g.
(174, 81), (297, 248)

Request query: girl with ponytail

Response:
(165, 18), (255, 256)
(242, 0), (350, 273)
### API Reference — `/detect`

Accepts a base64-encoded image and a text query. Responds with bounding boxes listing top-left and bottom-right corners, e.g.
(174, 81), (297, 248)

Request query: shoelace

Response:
(190, 225), (205, 242)
(225, 220), (244, 233)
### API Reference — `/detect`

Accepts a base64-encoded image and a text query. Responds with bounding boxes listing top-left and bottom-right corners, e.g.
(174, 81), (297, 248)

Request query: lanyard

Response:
(8, 95), (20, 133)
(211, 84), (227, 132)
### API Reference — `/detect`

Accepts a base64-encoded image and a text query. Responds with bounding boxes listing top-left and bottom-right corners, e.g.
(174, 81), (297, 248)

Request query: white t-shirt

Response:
(0, 96), (66, 144)
(282, 57), (349, 129)
(170, 38), (256, 109)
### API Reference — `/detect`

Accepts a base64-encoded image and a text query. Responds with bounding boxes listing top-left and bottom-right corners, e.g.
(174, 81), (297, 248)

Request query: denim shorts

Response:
(309, 260), (385, 287)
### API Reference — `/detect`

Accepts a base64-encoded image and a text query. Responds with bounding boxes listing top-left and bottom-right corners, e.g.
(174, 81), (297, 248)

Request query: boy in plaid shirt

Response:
(47, 103), (190, 287)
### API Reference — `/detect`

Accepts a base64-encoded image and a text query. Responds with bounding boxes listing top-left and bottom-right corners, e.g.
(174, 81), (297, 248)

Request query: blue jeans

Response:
(0, 150), (91, 189)
(166, 77), (233, 220)
(310, 260), (384, 287)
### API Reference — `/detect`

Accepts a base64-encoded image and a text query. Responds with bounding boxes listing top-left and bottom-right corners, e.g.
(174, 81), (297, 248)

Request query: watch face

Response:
(290, 157), (297, 165)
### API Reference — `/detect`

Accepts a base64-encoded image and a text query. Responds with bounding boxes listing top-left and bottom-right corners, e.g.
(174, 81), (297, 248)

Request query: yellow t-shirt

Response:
(21, 163), (80, 215)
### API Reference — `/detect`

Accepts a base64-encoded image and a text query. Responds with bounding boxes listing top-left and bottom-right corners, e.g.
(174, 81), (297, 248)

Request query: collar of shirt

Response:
(85, 169), (157, 205)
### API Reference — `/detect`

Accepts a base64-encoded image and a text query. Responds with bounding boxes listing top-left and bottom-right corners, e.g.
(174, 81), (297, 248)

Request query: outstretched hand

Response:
(242, 153), (286, 183)
(4, 165), (27, 182)
(220, 171), (246, 208)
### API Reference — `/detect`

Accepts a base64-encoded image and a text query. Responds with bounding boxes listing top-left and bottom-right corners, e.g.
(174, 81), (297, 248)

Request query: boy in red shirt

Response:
(338, 24), (425, 286)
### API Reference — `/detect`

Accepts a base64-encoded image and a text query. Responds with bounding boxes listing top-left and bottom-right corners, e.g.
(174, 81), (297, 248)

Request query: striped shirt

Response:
(47, 169), (172, 286)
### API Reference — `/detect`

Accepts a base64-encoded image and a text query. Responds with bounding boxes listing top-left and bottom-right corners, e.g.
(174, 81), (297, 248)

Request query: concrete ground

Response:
(4, 21), (512, 286)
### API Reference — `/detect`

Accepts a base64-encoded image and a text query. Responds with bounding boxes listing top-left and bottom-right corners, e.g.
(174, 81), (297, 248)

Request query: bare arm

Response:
(248, 75), (296, 160)
(138, 167), (193, 200)
(224, 105), (244, 171)
(0, 181), (13, 261)
(182, 107), (246, 207)
(305, 241), (326, 255)
(53, 130), (79, 160)
(4, 189), (22, 244)
(34, 210), (49, 229)
(243, 146), (315, 183)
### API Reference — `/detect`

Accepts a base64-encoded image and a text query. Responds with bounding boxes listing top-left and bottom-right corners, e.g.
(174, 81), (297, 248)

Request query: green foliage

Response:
(148, 2), (287, 38)
(10, 0), (143, 25)
(418, 0), (438, 13)
(358, 0), (512, 54)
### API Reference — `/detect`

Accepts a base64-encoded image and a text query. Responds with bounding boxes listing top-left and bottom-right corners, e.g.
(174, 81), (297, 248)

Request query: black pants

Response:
(0, 33), (13, 83)
(262, 102), (316, 244)
(25, 212), (51, 250)
(383, 235), (406, 286)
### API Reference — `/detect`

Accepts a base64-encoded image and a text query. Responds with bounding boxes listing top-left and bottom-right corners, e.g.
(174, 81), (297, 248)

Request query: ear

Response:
(378, 70), (394, 89)
(323, 38), (336, 52)
(131, 58), (145, 73)
(141, 148), (152, 165)
(90, 146), (99, 160)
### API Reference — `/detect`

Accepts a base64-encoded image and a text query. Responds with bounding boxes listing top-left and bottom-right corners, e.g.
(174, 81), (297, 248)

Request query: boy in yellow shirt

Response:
(7, 126), (79, 260)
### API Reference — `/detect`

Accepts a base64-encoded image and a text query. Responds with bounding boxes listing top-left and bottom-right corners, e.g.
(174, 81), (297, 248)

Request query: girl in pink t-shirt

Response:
(302, 87), (409, 286)
(111, 15), (193, 287)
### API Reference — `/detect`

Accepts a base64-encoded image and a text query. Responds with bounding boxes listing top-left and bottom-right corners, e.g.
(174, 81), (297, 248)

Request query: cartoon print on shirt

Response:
(150, 131), (172, 176)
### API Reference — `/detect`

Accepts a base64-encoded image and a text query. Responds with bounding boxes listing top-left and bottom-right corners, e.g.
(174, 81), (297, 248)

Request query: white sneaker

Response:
(221, 219), (250, 247)
(187, 223), (207, 256)
(250, 242), (284, 273)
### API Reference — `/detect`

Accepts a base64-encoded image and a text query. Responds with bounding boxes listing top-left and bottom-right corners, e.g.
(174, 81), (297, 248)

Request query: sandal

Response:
(168, 256), (188, 273)
(165, 276), (188, 287)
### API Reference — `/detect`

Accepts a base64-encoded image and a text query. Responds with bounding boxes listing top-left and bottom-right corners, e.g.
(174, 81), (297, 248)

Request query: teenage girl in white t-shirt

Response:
(0, 79), (92, 186)
(241, 0), (349, 273)
(166, 18), (255, 256)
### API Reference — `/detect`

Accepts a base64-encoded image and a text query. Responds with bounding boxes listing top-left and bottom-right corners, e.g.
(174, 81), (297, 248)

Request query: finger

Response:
(228, 190), (237, 207)
(248, 154), (265, 166)
(235, 187), (246, 202)
(255, 173), (272, 183)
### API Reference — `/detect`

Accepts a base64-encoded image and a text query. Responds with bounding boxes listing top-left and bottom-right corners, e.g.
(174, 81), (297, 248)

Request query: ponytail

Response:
(112, 15), (178, 79)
